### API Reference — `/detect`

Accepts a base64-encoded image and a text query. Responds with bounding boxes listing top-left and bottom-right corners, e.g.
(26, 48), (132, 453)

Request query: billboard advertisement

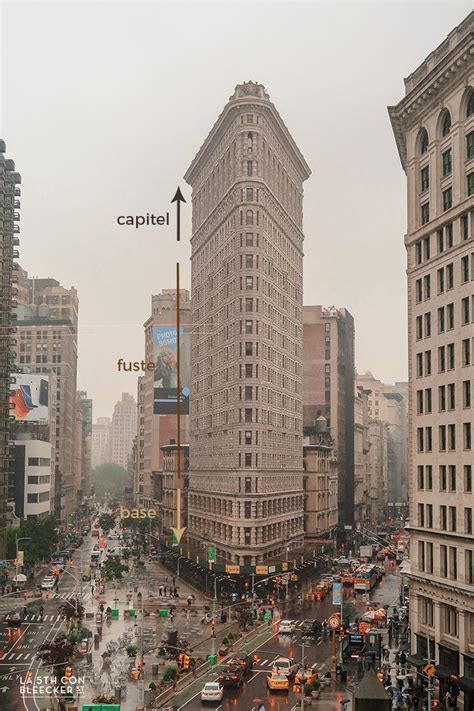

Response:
(10, 374), (49, 423)
(153, 326), (190, 415)
(332, 581), (343, 605)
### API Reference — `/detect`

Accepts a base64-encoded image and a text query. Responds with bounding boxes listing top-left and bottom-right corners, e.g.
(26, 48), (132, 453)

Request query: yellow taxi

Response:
(295, 666), (318, 686)
(267, 672), (289, 691)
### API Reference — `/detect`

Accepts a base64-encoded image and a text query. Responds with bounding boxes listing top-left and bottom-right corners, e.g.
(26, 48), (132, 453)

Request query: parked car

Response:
(278, 619), (297, 634)
(271, 657), (298, 677)
(200, 681), (224, 702)
(218, 664), (245, 688)
(267, 672), (289, 691)
(301, 618), (322, 637)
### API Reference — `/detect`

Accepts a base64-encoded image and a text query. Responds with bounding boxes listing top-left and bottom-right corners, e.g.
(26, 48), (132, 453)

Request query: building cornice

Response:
(388, 16), (474, 172)
(185, 84), (311, 185)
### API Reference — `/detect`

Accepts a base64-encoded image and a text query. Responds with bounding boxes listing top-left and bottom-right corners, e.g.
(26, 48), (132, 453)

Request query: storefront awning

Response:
(435, 664), (454, 680)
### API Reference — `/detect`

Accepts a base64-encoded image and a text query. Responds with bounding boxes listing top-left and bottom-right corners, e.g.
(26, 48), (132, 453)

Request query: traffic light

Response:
(377, 669), (384, 682)
(178, 653), (185, 668)
(64, 666), (72, 681)
(183, 654), (190, 670)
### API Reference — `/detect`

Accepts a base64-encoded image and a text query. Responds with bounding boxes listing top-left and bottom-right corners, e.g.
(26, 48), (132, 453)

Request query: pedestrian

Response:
(172, 576), (176, 586)
(22, 606), (27, 618)
(39, 605), (44, 621)
(170, 612), (174, 624)
(412, 694), (419, 710)
(445, 690), (453, 710)
(173, 586), (178, 597)
(163, 585), (167, 596)
(91, 585), (95, 595)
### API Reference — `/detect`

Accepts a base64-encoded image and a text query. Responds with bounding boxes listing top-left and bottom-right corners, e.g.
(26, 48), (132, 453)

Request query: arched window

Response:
(441, 110), (452, 137)
(419, 128), (429, 155)
(467, 91), (474, 118)
(245, 210), (253, 225)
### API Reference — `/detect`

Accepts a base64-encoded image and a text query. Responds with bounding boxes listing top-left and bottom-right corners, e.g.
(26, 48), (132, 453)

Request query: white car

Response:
(278, 619), (297, 634)
(200, 681), (224, 702)
(40, 577), (56, 591)
(272, 656), (298, 677)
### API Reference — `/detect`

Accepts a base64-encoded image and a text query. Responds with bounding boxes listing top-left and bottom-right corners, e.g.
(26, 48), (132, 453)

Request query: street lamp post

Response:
(210, 577), (218, 659)
(15, 536), (31, 587)
(285, 544), (290, 599)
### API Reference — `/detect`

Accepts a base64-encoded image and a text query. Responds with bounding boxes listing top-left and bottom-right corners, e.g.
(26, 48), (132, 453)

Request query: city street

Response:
(171, 568), (401, 711)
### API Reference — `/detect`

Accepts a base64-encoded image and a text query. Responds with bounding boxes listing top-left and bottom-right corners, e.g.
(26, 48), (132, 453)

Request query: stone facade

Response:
(389, 12), (474, 708)
(303, 420), (338, 543)
(185, 82), (310, 564)
(110, 392), (137, 471)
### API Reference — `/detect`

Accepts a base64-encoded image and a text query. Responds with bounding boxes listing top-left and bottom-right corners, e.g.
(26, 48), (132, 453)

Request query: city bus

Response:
(353, 564), (379, 591)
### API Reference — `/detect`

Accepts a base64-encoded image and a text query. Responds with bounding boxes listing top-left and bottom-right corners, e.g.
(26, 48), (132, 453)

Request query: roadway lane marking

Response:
(16, 655), (22, 660)
(260, 659), (269, 666)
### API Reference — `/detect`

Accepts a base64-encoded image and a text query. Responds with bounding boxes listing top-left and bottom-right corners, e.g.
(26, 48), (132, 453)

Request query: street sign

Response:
(263, 611), (271, 621)
(423, 663), (436, 677)
(82, 706), (120, 711)
(207, 545), (215, 564)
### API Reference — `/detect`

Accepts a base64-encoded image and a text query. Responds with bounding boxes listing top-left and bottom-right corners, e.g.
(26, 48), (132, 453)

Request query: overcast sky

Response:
(1, 1), (471, 418)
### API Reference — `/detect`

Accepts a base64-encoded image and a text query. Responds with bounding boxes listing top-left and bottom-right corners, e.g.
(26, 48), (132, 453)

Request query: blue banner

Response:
(332, 581), (342, 605)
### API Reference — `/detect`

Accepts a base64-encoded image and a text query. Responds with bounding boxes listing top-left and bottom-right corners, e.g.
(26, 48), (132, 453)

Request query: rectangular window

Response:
(465, 465), (473, 493)
(417, 352), (423, 376)
(244, 431), (252, 445)
(421, 203), (430, 225)
(245, 341), (253, 356)
(416, 278), (423, 303)
(417, 427), (424, 452)
(446, 263), (454, 289)
(424, 274), (431, 299)
(462, 338), (471, 366)
(424, 312), (431, 336)
(246, 187), (253, 201)
(440, 465), (447, 492)
(245, 254), (253, 268)
(439, 425), (446, 452)
(421, 166), (429, 191)
(418, 541), (425, 571)
(427, 504), (433, 528)
(461, 214), (469, 240)
(426, 465), (433, 490)
(443, 187), (452, 211)
(425, 426), (432, 452)
(244, 453), (252, 467)
(447, 343), (455, 370)
(463, 380), (471, 408)
(442, 149), (452, 177)
(244, 386), (252, 400)
(467, 131), (474, 160)
(416, 241), (423, 265)
(465, 508), (473, 535)
(464, 422), (472, 450)
(417, 465), (424, 490)
(447, 301), (454, 327)
(447, 383), (455, 409)
(245, 233), (253, 246)
(462, 296), (470, 324)
(462, 255), (469, 282)
(245, 320), (253, 333)
(438, 306), (445, 333)
(425, 350), (432, 375)
(416, 315), (423, 340)
(466, 550), (474, 584)
(247, 161), (253, 177)
(422, 598), (434, 626)
(244, 477), (252, 493)
(244, 502), (252, 518)
(418, 504), (425, 527)
(449, 506), (457, 532)
(437, 229), (445, 253)
(245, 276), (253, 290)
(244, 408), (252, 423)
(449, 548), (458, 581)
(427, 543), (434, 574)
(245, 364), (253, 378)
(446, 223), (453, 248)
(438, 345), (446, 372)
(448, 423), (456, 450)
(425, 388), (432, 413)
(468, 172), (474, 196)
(440, 545), (448, 577)
(439, 384), (446, 411)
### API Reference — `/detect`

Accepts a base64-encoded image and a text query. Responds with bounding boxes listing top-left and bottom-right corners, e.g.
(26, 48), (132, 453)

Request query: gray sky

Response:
(2, 1), (471, 418)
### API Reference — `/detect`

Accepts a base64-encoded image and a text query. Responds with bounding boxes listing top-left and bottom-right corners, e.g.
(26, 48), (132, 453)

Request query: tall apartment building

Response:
(91, 417), (112, 469)
(303, 305), (355, 526)
(356, 372), (408, 507)
(354, 385), (370, 526)
(75, 391), (92, 500)
(389, 14), (474, 708)
(303, 417), (338, 544)
(110, 392), (137, 470)
(185, 81), (310, 565)
(15, 270), (79, 522)
(138, 289), (190, 510)
(0, 141), (21, 556)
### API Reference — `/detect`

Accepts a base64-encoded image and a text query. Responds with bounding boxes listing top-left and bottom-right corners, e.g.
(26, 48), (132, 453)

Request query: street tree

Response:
(103, 556), (129, 580)
(37, 633), (76, 673)
(98, 513), (116, 534)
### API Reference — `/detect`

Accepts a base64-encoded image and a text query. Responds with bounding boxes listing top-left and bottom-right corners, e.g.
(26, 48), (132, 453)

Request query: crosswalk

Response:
(1, 651), (34, 662)
(23, 613), (64, 623)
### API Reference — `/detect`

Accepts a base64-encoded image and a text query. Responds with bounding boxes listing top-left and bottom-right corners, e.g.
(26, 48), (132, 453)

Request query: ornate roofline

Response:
(184, 82), (311, 185)
(388, 13), (474, 172)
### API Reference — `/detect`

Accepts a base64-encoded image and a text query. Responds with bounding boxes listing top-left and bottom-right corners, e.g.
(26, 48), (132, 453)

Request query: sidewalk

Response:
(76, 557), (229, 711)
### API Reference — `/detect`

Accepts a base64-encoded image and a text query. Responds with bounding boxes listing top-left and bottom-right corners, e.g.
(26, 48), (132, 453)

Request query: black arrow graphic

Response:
(171, 187), (186, 242)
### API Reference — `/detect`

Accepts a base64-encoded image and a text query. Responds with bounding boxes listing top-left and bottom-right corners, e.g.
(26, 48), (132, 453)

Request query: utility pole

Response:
(300, 639), (306, 711)
(210, 577), (217, 659)
(251, 573), (256, 619)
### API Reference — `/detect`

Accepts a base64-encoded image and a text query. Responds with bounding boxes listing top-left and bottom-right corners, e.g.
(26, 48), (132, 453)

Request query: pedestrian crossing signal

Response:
(423, 663), (436, 677)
